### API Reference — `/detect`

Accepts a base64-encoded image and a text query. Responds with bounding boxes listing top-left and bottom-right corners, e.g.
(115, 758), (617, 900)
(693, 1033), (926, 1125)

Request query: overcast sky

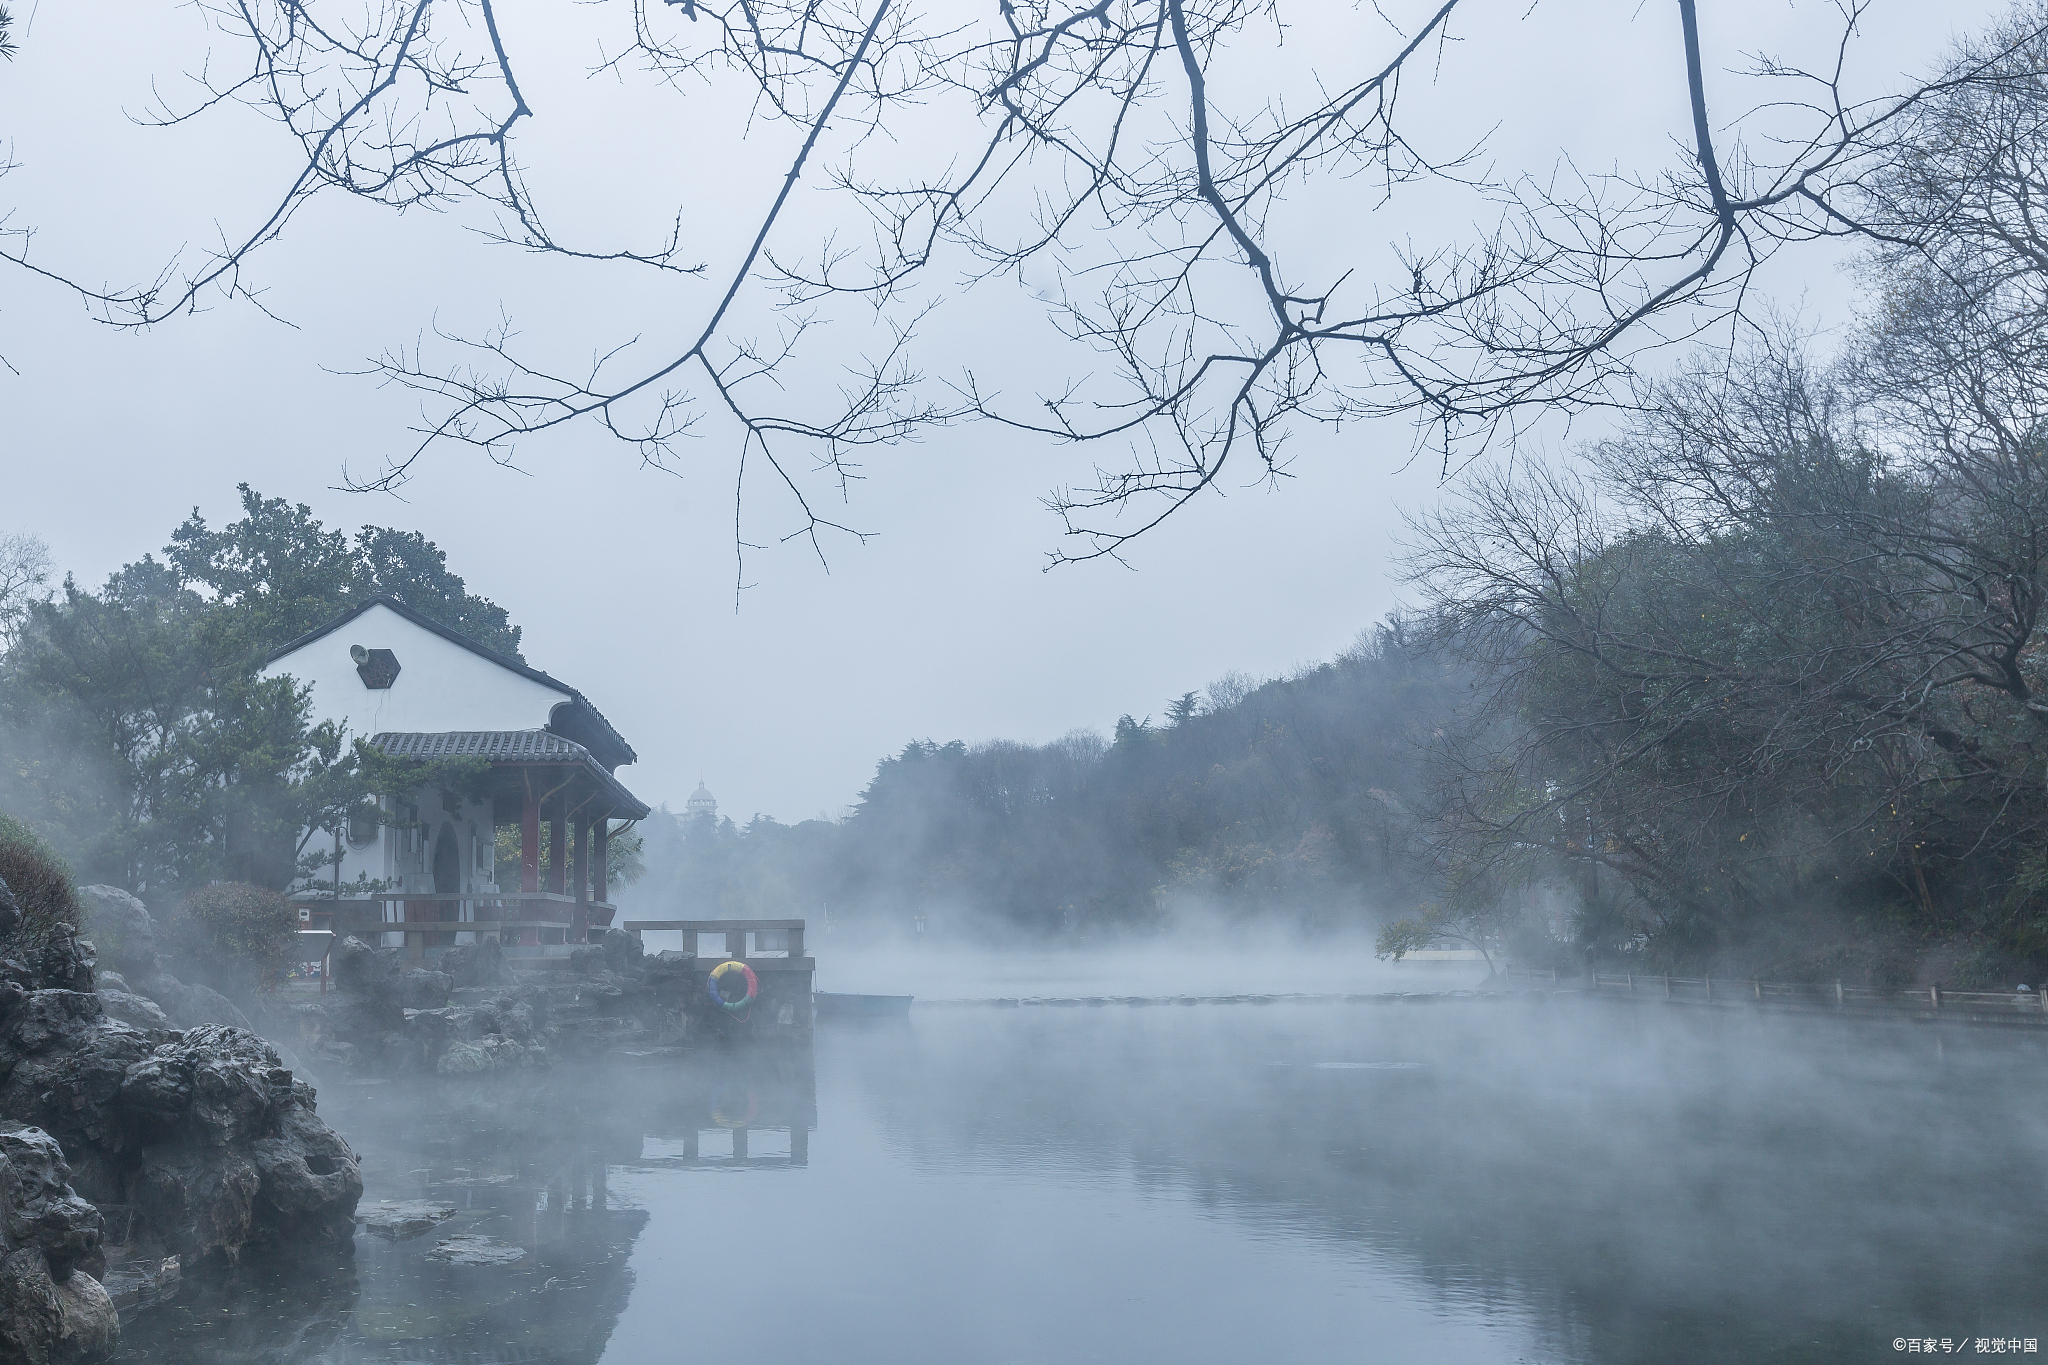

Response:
(0, 0), (2008, 823)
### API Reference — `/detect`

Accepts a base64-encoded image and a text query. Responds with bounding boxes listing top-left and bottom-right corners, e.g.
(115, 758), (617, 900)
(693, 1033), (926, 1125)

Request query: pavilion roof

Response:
(370, 730), (651, 820)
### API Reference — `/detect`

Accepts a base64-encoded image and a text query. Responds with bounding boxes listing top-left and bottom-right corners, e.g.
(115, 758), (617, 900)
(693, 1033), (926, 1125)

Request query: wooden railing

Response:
(291, 892), (617, 961)
(1505, 967), (2048, 1020)
(621, 919), (808, 965)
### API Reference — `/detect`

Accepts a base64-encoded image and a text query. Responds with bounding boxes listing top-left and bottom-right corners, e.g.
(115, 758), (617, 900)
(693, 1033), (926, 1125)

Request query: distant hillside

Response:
(622, 622), (1465, 935)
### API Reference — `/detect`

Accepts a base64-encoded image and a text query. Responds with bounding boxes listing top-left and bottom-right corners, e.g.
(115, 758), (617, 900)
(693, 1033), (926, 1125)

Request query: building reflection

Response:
(118, 1047), (817, 1365)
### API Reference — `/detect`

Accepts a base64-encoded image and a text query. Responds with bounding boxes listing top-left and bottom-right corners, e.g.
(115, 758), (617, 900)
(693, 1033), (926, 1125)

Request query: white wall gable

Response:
(260, 601), (569, 740)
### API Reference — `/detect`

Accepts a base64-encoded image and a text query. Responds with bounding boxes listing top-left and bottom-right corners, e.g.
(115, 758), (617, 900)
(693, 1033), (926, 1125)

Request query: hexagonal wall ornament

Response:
(349, 644), (401, 689)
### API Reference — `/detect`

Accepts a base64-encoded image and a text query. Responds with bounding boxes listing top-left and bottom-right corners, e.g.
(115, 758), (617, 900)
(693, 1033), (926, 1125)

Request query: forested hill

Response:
(626, 624), (1465, 935)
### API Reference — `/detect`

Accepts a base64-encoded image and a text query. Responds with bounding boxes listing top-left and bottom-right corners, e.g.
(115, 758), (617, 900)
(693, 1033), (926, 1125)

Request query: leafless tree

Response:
(0, 531), (51, 650)
(1403, 258), (2048, 964)
(7, 0), (2048, 570)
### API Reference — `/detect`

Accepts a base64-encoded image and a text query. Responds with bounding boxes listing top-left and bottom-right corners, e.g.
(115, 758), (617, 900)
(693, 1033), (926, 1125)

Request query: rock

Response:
(398, 970), (452, 1011)
(72, 889), (156, 981)
(0, 911), (362, 1271)
(32, 932), (94, 996)
(433, 1035), (542, 1075)
(357, 1200), (457, 1240)
(133, 975), (252, 1032)
(98, 1253), (178, 1314)
(439, 937), (515, 990)
(423, 1232), (525, 1265)
(601, 928), (644, 974)
(330, 937), (398, 999)
(0, 1124), (104, 1279)
(0, 1123), (116, 1364)
(92, 991), (169, 1033)
(0, 1250), (118, 1365)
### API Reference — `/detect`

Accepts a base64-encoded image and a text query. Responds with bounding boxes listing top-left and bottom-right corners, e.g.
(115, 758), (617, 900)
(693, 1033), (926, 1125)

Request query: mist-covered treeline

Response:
(0, 485), (516, 895)
(623, 624), (1468, 935)
(1401, 9), (2048, 986)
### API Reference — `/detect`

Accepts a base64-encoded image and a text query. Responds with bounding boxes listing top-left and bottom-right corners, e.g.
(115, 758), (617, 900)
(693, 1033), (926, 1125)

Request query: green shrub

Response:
(165, 882), (299, 993)
(0, 811), (80, 963)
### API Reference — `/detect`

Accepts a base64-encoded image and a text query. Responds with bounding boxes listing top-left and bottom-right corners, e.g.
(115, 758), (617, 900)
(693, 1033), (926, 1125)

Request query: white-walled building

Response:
(261, 596), (650, 946)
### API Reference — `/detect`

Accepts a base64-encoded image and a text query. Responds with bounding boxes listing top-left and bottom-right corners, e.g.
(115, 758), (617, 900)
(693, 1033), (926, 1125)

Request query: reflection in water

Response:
(119, 1053), (815, 1363)
(121, 1001), (2048, 1365)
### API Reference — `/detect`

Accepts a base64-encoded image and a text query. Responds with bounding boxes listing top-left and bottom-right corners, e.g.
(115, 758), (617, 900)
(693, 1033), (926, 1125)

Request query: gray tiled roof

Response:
(370, 730), (591, 762)
(368, 730), (650, 818)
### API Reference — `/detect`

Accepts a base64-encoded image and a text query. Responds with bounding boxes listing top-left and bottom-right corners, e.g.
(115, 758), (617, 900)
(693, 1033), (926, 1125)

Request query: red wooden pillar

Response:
(520, 793), (541, 892)
(520, 790), (541, 947)
(547, 796), (566, 945)
(570, 815), (590, 944)
(547, 802), (566, 895)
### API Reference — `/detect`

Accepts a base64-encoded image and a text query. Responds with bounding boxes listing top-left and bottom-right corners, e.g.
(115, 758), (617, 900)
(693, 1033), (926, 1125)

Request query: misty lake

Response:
(117, 975), (2048, 1365)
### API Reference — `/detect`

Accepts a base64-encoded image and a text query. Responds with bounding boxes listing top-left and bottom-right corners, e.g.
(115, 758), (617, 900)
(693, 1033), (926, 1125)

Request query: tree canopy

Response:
(0, 488), (517, 896)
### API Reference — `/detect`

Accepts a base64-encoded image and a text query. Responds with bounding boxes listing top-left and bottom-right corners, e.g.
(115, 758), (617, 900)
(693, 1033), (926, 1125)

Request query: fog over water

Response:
(9, 0), (2048, 1354)
(119, 979), (2048, 1365)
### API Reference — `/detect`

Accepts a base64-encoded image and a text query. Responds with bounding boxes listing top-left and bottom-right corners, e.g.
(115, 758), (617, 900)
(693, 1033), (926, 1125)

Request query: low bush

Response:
(165, 882), (299, 994)
(0, 811), (79, 962)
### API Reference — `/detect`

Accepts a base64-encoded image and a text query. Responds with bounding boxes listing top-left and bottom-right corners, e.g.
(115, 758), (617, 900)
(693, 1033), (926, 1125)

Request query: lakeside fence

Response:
(1506, 967), (2048, 1023)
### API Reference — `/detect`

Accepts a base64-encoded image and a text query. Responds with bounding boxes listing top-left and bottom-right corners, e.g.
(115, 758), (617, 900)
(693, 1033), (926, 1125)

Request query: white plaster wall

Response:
(259, 601), (570, 740)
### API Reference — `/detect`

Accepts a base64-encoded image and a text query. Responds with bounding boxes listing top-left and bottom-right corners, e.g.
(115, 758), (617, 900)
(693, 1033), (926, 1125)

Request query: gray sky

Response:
(0, 0), (2005, 822)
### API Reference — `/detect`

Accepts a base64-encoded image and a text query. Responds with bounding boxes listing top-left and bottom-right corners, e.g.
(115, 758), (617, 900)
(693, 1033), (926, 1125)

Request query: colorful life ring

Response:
(708, 960), (759, 1014)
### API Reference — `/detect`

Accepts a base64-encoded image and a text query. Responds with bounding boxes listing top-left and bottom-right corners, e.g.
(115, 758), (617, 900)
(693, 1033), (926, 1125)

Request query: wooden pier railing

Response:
(1506, 967), (2048, 1022)
(619, 919), (810, 970)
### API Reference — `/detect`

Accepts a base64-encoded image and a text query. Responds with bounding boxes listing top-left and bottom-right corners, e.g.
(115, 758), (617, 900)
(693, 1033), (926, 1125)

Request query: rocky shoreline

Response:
(274, 927), (705, 1077)
(0, 880), (365, 1363)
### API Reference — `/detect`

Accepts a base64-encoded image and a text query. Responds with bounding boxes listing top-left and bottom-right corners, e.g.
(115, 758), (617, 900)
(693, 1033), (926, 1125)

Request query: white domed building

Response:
(685, 782), (718, 823)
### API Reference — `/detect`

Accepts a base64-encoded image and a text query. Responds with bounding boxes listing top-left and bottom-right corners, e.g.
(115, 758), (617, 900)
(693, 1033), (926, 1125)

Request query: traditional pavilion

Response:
(262, 595), (650, 948)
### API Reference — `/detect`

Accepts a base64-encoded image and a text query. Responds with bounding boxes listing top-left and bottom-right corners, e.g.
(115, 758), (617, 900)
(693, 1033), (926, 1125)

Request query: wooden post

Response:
(731, 1127), (749, 1162)
(547, 800), (566, 896)
(787, 926), (804, 958)
(521, 793), (541, 894)
(726, 928), (746, 960)
(593, 820), (610, 906)
(1930, 983), (1942, 1011)
(571, 816), (589, 944)
(1834, 980), (1844, 1007)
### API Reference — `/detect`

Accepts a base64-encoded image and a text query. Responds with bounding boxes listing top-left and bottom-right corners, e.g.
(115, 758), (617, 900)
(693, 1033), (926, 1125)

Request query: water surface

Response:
(122, 995), (2048, 1364)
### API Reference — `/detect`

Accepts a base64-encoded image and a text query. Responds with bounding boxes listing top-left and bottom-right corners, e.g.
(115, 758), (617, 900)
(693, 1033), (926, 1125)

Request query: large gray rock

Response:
(0, 1122), (117, 1364)
(398, 970), (452, 1011)
(439, 936), (515, 989)
(92, 991), (169, 1033)
(72, 889), (156, 981)
(0, 915), (363, 1268)
(424, 1232), (524, 1265)
(112, 1025), (361, 1259)
(129, 973), (252, 1033)
(358, 1200), (456, 1240)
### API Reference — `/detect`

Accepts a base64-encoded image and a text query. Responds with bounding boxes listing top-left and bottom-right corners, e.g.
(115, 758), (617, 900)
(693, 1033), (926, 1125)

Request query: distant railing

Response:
(1505, 967), (2048, 1020)
(621, 919), (808, 964)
